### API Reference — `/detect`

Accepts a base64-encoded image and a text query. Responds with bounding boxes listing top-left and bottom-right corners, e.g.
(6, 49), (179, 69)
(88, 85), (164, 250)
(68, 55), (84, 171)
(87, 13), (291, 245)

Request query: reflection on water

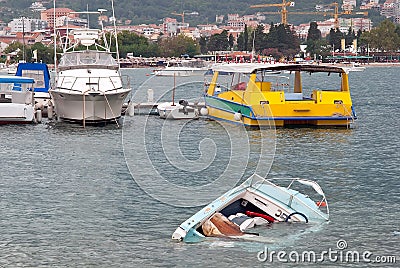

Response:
(0, 67), (398, 266)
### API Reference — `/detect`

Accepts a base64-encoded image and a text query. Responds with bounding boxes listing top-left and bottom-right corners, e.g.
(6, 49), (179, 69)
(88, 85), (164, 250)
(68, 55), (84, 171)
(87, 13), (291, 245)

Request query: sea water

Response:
(0, 67), (398, 267)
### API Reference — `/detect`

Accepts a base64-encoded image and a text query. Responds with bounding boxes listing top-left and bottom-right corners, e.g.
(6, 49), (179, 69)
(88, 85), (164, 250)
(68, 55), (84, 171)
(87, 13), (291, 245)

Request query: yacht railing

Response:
(56, 75), (131, 93)
(340, 102), (356, 128)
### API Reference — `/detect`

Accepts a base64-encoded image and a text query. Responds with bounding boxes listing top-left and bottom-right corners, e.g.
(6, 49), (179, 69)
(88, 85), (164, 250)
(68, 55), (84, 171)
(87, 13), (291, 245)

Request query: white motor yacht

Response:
(50, 14), (131, 124)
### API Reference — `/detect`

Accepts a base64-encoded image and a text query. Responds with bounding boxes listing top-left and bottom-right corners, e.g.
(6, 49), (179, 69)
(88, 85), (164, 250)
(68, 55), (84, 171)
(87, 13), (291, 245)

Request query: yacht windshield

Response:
(59, 51), (118, 67)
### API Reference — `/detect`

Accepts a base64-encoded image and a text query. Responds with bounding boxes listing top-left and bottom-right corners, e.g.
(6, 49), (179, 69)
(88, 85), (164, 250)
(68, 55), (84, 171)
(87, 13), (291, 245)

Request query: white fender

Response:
(200, 107), (208, 116)
(234, 112), (242, 121)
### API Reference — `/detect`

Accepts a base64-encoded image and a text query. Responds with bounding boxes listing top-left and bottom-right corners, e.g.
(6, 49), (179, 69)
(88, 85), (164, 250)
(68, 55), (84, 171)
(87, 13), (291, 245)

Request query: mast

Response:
(111, 0), (121, 72)
(53, 0), (57, 70)
(87, 4), (89, 28)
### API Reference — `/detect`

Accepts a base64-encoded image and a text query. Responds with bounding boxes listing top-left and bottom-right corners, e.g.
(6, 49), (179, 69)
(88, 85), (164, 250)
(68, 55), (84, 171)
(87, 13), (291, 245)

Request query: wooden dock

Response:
(122, 102), (205, 115)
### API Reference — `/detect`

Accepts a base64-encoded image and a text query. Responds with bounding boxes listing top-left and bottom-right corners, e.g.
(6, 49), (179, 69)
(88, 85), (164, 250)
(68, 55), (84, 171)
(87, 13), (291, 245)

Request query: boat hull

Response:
(0, 99), (35, 124)
(50, 90), (130, 122)
(205, 96), (355, 127)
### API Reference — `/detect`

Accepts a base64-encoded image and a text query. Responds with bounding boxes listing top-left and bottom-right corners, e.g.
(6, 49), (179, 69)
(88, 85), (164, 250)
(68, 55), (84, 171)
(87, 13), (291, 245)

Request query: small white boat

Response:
(156, 73), (199, 119)
(0, 76), (36, 124)
(349, 63), (366, 72)
(343, 62), (366, 72)
(154, 59), (209, 77)
(157, 100), (199, 119)
(172, 174), (329, 242)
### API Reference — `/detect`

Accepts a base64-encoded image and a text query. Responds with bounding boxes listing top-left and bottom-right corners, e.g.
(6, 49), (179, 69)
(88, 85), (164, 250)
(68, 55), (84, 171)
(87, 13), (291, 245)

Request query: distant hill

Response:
(2, 0), (380, 27)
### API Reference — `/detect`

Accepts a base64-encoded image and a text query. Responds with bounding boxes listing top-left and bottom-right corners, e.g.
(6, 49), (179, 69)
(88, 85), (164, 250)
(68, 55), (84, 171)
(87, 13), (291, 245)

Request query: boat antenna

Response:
(87, 4), (89, 28)
(53, 0), (57, 70)
(63, 12), (70, 53)
(98, 9), (108, 50)
(111, 0), (121, 72)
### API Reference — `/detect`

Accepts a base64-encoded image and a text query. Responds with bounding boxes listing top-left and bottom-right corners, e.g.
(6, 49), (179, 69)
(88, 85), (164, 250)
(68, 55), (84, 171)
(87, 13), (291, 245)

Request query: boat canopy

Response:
(16, 62), (50, 92)
(58, 50), (118, 70)
(211, 63), (346, 74)
(0, 76), (35, 84)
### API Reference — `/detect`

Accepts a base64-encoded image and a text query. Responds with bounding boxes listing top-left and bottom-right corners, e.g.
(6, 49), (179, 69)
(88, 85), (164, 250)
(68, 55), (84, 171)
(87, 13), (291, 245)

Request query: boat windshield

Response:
(207, 64), (345, 95)
(59, 51), (118, 68)
(210, 72), (251, 92)
(254, 69), (343, 95)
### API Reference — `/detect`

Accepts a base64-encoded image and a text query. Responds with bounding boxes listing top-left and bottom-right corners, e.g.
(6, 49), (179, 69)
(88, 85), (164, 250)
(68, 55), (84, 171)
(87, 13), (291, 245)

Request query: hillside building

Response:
(380, 0), (400, 23)
(8, 18), (48, 33)
(41, 8), (77, 28)
(162, 18), (189, 36)
(342, 0), (357, 12)
(295, 17), (372, 39)
(55, 16), (87, 28)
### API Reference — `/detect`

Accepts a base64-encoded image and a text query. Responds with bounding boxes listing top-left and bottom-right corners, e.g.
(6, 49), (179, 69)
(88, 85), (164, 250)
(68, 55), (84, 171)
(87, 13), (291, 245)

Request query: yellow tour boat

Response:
(202, 63), (357, 127)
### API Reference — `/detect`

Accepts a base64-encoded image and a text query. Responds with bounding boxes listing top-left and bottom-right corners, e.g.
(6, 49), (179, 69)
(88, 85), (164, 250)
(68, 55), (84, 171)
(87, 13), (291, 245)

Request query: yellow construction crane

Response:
(171, 11), (185, 23)
(251, 2), (368, 29)
(250, 0), (294, 25)
(324, 2), (343, 29)
(289, 3), (368, 29)
(324, 3), (368, 29)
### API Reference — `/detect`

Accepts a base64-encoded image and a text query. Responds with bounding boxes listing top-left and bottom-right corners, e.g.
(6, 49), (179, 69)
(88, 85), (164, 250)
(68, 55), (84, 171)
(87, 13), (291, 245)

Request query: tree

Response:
(236, 32), (245, 51)
(2, 42), (24, 64)
(327, 28), (344, 51)
(356, 29), (363, 43)
(207, 30), (229, 51)
(266, 23), (280, 49)
(30, 42), (54, 63)
(1, 41), (59, 64)
(306, 22), (322, 56)
(307, 22), (321, 41)
(199, 36), (208, 54)
(262, 48), (283, 60)
(345, 27), (356, 47)
(359, 30), (372, 54)
(243, 24), (249, 51)
(265, 24), (300, 58)
(158, 34), (200, 57)
(250, 25), (267, 53)
(113, 31), (159, 58)
(363, 19), (400, 52)
(228, 34), (234, 51)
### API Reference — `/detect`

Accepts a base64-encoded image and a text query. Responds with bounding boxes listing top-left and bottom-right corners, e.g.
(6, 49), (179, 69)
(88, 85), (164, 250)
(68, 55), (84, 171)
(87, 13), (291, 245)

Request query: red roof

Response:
(44, 8), (75, 13)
